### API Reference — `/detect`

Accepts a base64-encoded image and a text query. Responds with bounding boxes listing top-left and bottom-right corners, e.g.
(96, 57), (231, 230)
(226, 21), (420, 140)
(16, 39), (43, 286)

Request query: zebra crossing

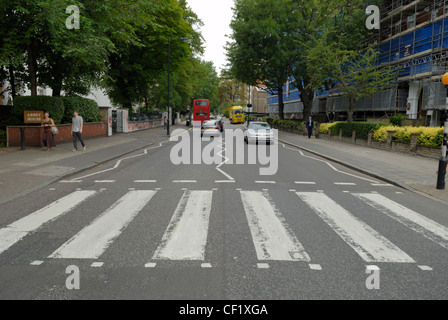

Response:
(0, 187), (447, 270)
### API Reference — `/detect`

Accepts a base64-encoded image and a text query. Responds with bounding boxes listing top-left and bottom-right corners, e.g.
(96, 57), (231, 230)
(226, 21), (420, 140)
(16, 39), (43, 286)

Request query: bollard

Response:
(20, 127), (26, 151)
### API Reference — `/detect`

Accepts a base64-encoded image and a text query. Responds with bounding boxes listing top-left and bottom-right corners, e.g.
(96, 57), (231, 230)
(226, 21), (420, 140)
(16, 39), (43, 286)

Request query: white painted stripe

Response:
(145, 263), (157, 268)
(59, 180), (82, 183)
(371, 183), (393, 187)
(173, 180), (197, 183)
(49, 190), (156, 259)
(134, 180), (157, 183)
(94, 180), (116, 183)
(152, 191), (213, 260)
(309, 264), (322, 271)
(257, 263), (270, 269)
(354, 193), (448, 250)
(295, 182), (316, 185)
(289, 189), (296, 192)
(0, 191), (97, 255)
(240, 191), (310, 262)
(201, 263), (212, 268)
(255, 181), (276, 184)
(366, 265), (380, 271)
(91, 262), (103, 267)
(215, 180), (235, 183)
(297, 192), (414, 263)
(418, 265), (433, 271)
(30, 260), (44, 266)
(334, 182), (357, 186)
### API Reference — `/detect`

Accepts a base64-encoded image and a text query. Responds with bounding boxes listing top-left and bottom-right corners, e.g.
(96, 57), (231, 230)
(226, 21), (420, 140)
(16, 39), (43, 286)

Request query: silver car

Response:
(244, 122), (275, 144)
(201, 120), (221, 137)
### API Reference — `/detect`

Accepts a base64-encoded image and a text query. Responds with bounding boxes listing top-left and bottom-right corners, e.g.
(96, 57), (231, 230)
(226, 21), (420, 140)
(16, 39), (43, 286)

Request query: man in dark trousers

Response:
(306, 116), (314, 139)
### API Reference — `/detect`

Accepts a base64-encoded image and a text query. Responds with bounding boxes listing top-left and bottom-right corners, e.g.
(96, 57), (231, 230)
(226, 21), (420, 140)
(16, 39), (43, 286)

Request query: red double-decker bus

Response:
(192, 99), (210, 127)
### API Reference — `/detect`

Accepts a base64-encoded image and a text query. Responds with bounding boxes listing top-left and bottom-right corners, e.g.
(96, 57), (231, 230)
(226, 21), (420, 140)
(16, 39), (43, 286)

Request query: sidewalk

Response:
(0, 124), (186, 205)
(278, 131), (448, 205)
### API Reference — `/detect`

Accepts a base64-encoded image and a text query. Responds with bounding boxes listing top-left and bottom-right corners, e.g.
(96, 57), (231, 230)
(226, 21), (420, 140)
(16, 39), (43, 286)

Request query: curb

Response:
(278, 138), (414, 191)
(0, 138), (160, 205)
(279, 137), (448, 205)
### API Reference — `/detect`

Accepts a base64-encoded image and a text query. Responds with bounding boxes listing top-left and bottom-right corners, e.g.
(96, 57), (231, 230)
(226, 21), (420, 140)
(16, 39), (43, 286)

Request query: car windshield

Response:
(234, 110), (243, 115)
(249, 123), (271, 130)
(203, 121), (216, 126)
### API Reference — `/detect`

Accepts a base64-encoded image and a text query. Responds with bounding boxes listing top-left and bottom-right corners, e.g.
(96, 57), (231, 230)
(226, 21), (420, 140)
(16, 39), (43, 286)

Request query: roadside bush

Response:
(270, 119), (304, 130)
(61, 96), (102, 123)
(12, 96), (65, 124)
(333, 122), (386, 140)
(319, 122), (340, 134)
(373, 125), (443, 147)
(0, 129), (6, 148)
(390, 114), (404, 127)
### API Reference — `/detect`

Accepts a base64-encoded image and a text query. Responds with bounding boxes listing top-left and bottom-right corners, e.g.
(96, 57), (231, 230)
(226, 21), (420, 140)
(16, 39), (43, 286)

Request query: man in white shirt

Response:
(72, 110), (86, 152)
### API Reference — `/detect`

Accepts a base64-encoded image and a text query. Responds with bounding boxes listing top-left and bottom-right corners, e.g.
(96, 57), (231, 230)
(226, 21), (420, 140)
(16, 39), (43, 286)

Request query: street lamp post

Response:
(167, 37), (190, 136)
(437, 73), (448, 189)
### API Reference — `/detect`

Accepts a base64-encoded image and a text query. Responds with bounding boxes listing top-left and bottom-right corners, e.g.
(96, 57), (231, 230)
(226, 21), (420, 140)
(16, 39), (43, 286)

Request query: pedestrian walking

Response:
(42, 112), (56, 152)
(164, 116), (168, 130)
(72, 110), (86, 152)
(306, 116), (314, 139)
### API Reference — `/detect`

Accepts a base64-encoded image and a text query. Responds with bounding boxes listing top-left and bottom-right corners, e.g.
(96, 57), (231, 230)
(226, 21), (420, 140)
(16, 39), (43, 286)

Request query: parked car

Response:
(244, 122), (275, 144)
(201, 120), (221, 137)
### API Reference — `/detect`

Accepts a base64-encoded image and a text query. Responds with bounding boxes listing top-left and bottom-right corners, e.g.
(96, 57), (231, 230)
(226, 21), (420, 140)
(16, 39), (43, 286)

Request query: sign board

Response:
(187, 105), (190, 110)
(24, 111), (44, 124)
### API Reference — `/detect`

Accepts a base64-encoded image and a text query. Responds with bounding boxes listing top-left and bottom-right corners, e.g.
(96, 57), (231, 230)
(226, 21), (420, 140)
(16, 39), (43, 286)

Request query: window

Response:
(195, 101), (208, 106)
(234, 109), (243, 115)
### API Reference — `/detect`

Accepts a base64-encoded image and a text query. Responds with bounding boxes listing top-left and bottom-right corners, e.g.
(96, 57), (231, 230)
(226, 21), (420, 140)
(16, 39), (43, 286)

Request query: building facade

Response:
(267, 0), (448, 126)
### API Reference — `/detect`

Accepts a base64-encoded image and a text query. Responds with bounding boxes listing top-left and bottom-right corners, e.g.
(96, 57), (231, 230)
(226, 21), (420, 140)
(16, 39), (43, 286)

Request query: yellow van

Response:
(229, 106), (245, 124)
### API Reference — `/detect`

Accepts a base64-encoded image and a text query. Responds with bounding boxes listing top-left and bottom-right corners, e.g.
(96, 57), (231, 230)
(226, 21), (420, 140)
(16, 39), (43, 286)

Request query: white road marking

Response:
(418, 265), (433, 271)
(0, 191), (97, 255)
(30, 260), (44, 266)
(295, 182), (316, 185)
(94, 180), (116, 183)
(255, 181), (276, 184)
(371, 183), (393, 187)
(309, 264), (322, 271)
(297, 192), (415, 263)
(91, 262), (104, 268)
(334, 182), (357, 186)
(59, 180), (82, 183)
(173, 180), (197, 183)
(343, 191), (351, 193)
(49, 190), (156, 259)
(134, 180), (157, 183)
(289, 189), (296, 192)
(354, 193), (448, 250)
(49, 188), (56, 191)
(366, 265), (380, 271)
(201, 263), (212, 268)
(145, 263), (157, 268)
(152, 191), (213, 260)
(282, 144), (379, 183)
(215, 180), (235, 183)
(257, 263), (270, 269)
(240, 191), (310, 262)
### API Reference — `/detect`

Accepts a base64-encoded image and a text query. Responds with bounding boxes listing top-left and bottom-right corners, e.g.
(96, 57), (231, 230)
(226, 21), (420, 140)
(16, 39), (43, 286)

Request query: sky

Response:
(187, 0), (234, 75)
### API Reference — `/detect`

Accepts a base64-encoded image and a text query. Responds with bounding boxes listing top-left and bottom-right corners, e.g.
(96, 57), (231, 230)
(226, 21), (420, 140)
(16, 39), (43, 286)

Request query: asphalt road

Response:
(0, 122), (447, 300)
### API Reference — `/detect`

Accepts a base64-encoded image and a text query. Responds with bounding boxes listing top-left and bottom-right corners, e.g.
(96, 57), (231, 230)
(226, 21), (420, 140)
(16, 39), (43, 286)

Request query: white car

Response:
(201, 120), (221, 137)
(244, 122), (275, 144)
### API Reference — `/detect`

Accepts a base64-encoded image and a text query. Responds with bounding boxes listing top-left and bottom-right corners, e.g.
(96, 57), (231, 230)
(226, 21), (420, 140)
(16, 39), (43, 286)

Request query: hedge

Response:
(330, 122), (387, 140)
(374, 125), (444, 147)
(269, 119), (305, 130)
(61, 96), (101, 123)
(12, 96), (65, 124)
(319, 122), (340, 134)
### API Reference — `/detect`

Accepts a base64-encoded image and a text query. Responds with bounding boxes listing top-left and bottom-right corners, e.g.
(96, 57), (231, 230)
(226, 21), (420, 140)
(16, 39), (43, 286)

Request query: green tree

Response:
(307, 41), (396, 122)
(227, 0), (299, 119)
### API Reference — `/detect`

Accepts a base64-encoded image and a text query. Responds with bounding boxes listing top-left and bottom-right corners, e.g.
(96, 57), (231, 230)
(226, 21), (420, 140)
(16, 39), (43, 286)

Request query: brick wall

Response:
(7, 122), (107, 147)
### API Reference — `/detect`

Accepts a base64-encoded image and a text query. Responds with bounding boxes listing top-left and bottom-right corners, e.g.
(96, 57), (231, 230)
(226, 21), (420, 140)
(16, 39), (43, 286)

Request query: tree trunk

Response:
(52, 78), (62, 96)
(27, 42), (38, 96)
(145, 96), (149, 112)
(8, 65), (16, 100)
(278, 85), (285, 120)
(297, 81), (314, 121)
(348, 96), (355, 123)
